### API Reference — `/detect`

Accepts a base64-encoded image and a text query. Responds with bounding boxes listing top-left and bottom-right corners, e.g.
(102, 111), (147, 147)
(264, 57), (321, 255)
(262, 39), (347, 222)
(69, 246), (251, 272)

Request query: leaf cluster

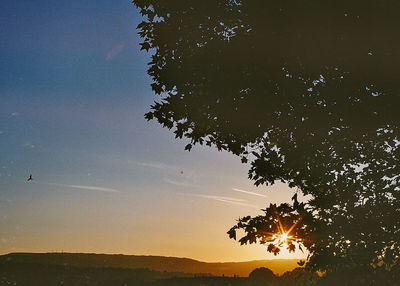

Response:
(133, 0), (400, 276)
(228, 201), (312, 257)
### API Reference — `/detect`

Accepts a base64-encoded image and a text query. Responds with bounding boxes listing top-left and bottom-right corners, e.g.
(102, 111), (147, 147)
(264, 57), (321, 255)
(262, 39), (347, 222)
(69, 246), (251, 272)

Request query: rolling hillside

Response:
(0, 253), (299, 276)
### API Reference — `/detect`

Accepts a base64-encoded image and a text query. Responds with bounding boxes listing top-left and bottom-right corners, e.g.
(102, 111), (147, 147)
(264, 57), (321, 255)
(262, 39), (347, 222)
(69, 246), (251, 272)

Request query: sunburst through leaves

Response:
(261, 207), (303, 255)
(228, 203), (307, 257)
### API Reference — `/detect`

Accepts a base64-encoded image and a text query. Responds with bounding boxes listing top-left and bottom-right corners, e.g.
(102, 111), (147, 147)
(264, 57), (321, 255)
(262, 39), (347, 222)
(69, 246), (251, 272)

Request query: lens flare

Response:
(273, 232), (292, 246)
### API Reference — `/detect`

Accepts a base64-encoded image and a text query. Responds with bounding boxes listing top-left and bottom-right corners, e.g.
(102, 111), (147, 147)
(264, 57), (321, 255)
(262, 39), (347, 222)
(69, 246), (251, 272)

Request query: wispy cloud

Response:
(105, 43), (124, 61)
(135, 160), (200, 186)
(195, 194), (259, 208)
(22, 142), (35, 149)
(164, 178), (194, 187)
(232, 187), (267, 198)
(135, 161), (172, 170)
(136, 161), (195, 177)
(40, 182), (120, 193)
(66, 184), (120, 193)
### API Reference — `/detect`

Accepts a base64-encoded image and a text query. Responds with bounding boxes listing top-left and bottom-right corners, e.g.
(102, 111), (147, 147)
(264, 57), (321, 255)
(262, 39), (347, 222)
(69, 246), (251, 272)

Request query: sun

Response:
(271, 232), (292, 246)
(279, 232), (288, 243)
(259, 205), (304, 254)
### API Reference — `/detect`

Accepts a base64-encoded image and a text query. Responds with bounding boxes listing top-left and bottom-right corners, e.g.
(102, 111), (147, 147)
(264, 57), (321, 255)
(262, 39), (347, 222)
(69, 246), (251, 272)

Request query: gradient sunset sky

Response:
(0, 0), (303, 262)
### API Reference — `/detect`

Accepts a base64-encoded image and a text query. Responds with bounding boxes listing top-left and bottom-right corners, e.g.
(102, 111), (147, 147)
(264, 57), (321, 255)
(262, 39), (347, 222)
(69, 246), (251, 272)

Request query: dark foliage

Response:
(279, 267), (318, 286)
(0, 262), (169, 286)
(133, 0), (400, 283)
(0, 252), (298, 277)
(227, 202), (311, 256)
(0, 259), (313, 286)
(248, 267), (276, 286)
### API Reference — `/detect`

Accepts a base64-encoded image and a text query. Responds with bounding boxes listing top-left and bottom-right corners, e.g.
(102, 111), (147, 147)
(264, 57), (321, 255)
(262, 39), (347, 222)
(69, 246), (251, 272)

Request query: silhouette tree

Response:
(248, 267), (276, 286)
(133, 0), (400, 282)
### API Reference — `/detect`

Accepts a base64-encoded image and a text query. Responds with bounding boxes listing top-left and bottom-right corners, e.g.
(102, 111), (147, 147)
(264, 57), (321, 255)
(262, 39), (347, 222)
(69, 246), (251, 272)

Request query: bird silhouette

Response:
(27, 174), (33, 181)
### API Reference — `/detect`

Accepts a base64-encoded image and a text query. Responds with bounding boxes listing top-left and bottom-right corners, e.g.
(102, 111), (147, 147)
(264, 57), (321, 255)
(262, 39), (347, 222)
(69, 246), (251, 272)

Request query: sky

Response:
(0, 0), (303, 262)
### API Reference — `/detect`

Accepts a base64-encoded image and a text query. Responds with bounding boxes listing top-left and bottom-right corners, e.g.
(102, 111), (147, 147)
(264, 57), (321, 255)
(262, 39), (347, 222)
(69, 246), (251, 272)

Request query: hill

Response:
(0, 252), (299, 276)
(0, 262), (190, 286)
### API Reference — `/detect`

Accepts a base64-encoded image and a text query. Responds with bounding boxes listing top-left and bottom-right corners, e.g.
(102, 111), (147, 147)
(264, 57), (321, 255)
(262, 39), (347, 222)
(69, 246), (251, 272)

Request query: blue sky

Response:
(0, 0), (299, 262)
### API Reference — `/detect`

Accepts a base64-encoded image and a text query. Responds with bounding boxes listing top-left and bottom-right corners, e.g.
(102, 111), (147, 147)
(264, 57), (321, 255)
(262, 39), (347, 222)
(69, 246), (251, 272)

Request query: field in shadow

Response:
(0, 253), (310, 286)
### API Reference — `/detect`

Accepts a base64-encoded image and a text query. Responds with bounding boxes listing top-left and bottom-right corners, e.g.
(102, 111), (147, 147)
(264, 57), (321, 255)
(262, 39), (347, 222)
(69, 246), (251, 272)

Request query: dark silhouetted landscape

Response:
(0, 253), (309, 285)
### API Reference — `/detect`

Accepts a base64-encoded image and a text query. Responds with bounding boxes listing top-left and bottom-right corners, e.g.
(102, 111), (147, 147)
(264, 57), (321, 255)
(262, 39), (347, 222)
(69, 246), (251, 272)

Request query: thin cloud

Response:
(40, 182), (120, 193)
(136, 161), (172, 170)
(135, 160), (200, 184)
(136, 161), (194, 176)
(232, 187), (267, 198)
(164, 178), (194, 187)
(66, 184), (120, 193)
(105, 43), (124, 61)
(195, 194), (259, 208)
(22, 142), (35, 149)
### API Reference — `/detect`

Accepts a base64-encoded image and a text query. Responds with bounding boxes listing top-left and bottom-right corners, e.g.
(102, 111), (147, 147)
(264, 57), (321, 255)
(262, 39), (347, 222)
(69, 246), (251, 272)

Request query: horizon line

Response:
(0, 251), (301, 264)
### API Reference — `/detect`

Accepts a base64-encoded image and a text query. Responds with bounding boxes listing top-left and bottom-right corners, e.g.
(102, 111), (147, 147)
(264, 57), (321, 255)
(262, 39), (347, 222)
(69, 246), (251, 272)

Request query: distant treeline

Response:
(0, 261), (189, 286)
(0, 253), (299, 276)
(0, 252), (321, 286)
(0, 261), (314, 286)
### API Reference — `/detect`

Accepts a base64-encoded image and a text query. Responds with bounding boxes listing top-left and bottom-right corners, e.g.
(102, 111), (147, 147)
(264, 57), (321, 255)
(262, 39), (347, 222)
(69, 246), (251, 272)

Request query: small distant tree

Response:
(249, 267), (276, 286)
(133, 0), (400, 283)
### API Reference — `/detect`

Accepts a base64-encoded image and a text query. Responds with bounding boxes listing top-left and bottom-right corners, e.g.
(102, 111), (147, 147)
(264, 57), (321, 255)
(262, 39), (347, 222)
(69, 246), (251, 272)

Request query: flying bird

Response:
(27, 174), (33, 181)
